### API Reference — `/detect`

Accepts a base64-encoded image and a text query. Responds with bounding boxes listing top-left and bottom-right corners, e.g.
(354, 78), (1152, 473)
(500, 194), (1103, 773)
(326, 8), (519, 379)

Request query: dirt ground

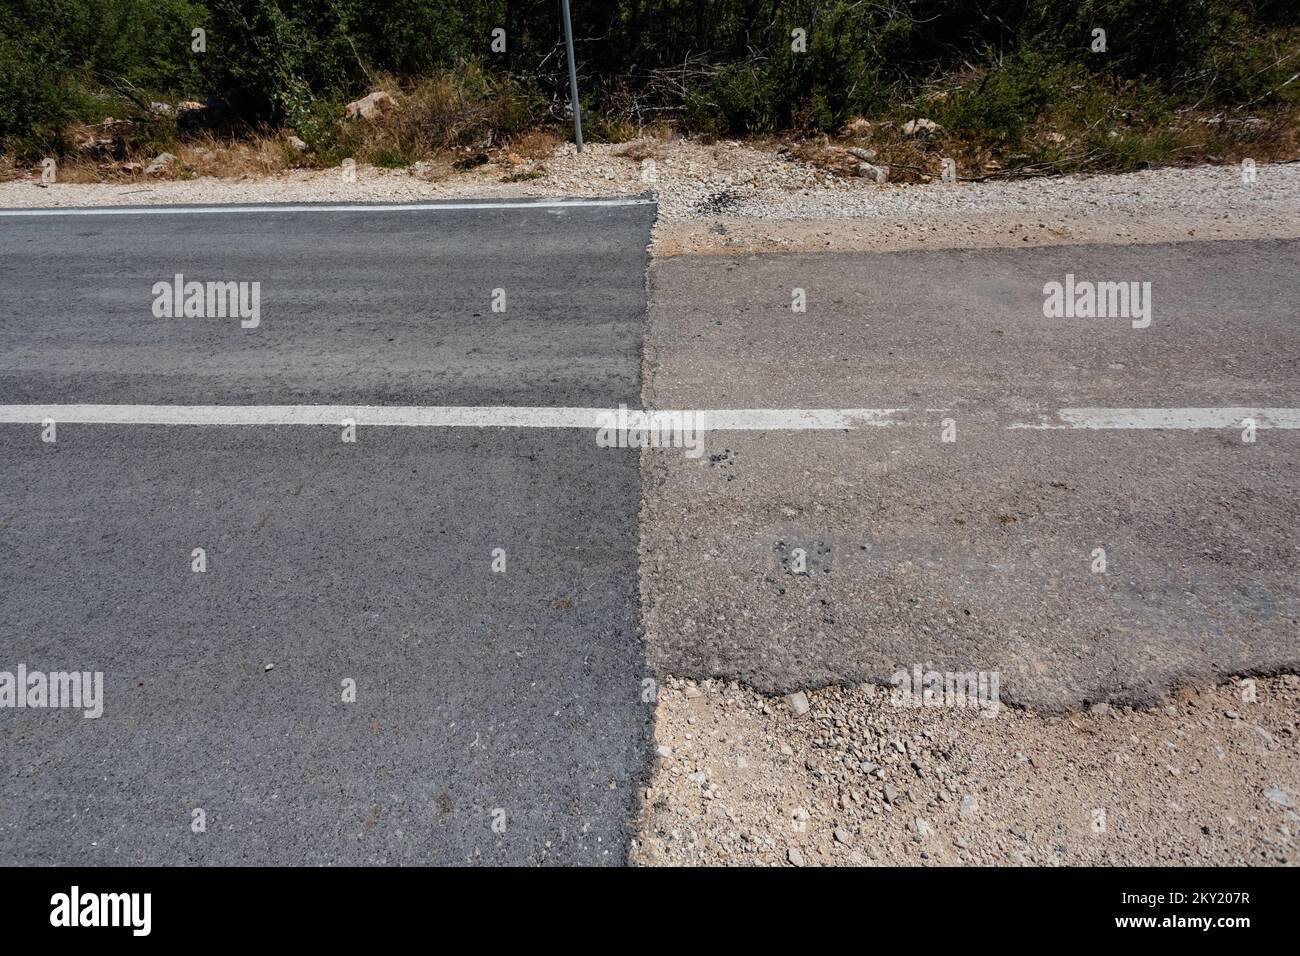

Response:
(651, 206), (1300, 257)
(631, 675), (1300, 866)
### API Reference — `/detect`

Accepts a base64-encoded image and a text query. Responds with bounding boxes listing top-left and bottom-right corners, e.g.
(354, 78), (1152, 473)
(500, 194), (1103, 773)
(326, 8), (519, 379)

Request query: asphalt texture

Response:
(0, 199), (655, 864)
(3, 200), (1296, 863)
(0, 201), (648, 406)
(642, 239), (1300, 710)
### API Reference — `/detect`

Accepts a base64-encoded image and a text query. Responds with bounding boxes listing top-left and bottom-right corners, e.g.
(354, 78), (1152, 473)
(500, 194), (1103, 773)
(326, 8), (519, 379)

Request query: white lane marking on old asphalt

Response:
(1008, 407), (1300, 430)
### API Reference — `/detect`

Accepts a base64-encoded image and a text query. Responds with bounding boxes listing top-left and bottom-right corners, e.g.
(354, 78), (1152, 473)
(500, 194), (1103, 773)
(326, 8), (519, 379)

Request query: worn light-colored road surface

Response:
(0, 199), (655, 865)
(642, 239), (1300, 710)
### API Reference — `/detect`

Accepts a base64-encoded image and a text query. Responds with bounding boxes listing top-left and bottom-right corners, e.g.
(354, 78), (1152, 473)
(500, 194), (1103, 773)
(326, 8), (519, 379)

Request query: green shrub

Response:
(1, 0), (1296, 165)
(933, 52), (1069, 146)
(0, 0), (204, 157)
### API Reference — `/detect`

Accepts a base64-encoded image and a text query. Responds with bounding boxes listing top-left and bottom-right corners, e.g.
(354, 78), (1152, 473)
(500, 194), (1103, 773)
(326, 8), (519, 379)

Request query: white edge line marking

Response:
(1008, 408), (1300, 429)
(0, 198), (654, 217)
(0, 405), (909, 429)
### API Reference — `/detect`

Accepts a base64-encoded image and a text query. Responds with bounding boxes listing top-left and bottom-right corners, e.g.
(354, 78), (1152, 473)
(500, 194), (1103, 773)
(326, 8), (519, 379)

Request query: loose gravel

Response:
(633, 675), (1300, 866)
(4, 139), (1296, 256)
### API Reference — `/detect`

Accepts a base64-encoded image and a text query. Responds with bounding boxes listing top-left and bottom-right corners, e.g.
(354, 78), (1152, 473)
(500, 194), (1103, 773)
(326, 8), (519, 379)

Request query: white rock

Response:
(856, 162), (888, 183)
(785, 691), (810, 715)
(145, 152), (176, 175)
(345, 91), (398, 121)
(1264, 787), (1294, 809)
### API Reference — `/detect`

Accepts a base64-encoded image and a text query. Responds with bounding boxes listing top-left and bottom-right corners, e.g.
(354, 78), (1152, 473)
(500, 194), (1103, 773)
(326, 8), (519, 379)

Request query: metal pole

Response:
(560, 0), (583, 152)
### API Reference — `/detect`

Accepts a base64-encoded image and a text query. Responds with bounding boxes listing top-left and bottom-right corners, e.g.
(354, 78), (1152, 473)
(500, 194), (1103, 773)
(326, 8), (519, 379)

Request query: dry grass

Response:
(793, 120), (1035, 185)
(3, 153), (138, 184)
(408, 157), (458, 182)
(789, 103), (1300, 185)
(171, 132), (297, 178)
(612, 124), (677, 158)
(4, 129), (298, 183)
(43, 158), (122, 183)
(1189, 108), (1300, 165)
(509, 129), (563, 161)
(612, 137), (669, 163)
(337, 70), (533, 166)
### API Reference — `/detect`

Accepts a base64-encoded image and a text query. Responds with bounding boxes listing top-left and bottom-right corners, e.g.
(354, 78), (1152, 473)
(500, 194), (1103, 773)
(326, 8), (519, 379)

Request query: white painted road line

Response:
(0, 198), (654, 217)
(3, 405), (1297, 430)
(699, 409), (908, 429)
(0, 404), (615, 428)
(0, 405), (911, 429)
(1009, 407), (1300, 430)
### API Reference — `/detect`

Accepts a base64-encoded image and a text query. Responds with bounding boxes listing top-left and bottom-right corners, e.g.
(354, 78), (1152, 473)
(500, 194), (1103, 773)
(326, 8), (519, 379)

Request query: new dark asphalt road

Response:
(0, 199), (655, 864)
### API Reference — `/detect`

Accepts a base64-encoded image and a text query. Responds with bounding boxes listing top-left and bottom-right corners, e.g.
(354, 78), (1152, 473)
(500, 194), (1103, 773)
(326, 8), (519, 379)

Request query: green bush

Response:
(1, 0), (1296, 160)
(933, 52), (1069, 146)
(0, 0), (205, 157)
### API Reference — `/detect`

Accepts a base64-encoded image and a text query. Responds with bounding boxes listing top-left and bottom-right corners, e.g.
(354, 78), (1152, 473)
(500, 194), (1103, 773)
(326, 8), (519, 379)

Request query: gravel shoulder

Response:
(5, 140), (1297, 256)
(632, 675), (1300, 866)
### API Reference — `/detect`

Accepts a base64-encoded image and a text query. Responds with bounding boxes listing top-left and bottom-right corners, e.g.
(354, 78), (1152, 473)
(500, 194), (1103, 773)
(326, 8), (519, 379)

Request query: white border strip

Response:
(4, 405), (1294, 431)
(1009, 407), (1300, 430)
(0, 405), (908, 429)
(699, 409), (904, 429)
(0, 198), (654, 217)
